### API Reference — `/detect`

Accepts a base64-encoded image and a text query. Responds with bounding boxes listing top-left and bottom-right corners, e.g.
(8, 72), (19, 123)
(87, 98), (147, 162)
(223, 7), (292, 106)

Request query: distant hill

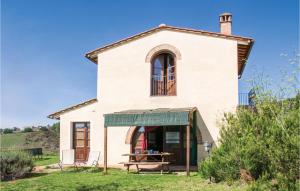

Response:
(1, 131), (59, 154)
(1, 133), (27, 148)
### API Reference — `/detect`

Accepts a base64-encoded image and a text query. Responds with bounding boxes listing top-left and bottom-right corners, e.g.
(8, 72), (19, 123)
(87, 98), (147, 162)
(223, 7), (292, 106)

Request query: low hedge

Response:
(0, 151), (34, 181)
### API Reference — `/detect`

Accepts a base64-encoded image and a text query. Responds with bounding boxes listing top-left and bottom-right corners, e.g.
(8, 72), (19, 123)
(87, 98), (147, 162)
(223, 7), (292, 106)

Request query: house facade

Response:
(49, 13), (254, 169)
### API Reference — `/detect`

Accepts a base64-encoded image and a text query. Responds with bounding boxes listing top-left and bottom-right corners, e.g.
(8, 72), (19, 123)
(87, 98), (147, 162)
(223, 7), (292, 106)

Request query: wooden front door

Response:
(73, 122), (90, 162)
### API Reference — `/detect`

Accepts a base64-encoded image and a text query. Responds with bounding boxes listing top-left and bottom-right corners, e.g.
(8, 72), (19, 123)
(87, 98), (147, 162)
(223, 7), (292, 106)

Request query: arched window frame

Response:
(146, 44), (181, 96)
(145, 44), (181, 62)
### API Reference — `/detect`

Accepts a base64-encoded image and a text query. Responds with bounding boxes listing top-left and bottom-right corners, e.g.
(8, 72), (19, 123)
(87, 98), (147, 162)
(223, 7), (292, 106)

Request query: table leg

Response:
(136, 164), (139, 174)
(161, 156), (165, 175)
(127, 165), (130, 173)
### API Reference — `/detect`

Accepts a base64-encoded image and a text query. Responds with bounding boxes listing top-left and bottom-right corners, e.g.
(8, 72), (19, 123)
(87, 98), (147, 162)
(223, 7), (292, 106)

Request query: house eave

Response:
(238, 39), (255, 78)
(84, 25), (254, 70)
(48, 98), (97, 120)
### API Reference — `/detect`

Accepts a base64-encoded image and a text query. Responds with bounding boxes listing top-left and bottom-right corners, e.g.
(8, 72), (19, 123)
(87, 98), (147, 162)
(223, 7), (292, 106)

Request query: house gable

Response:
(85, 25), (253, 77)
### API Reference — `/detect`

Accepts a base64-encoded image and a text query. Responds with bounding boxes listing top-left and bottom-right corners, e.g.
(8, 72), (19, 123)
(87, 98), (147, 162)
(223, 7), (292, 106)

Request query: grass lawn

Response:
(0, 168), (250, 191)
(34, 154), (59, 166)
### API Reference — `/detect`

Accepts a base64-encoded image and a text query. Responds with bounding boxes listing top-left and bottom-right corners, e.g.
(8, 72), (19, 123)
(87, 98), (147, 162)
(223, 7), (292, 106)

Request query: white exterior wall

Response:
(59, 102), (98, 163)
(59, 30), (238, 165)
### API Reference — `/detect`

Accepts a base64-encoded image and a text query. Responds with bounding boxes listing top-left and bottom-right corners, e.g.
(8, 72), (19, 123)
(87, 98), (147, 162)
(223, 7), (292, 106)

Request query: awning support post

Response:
(104, 126), (107, 174)
(186, 124), (190, 176)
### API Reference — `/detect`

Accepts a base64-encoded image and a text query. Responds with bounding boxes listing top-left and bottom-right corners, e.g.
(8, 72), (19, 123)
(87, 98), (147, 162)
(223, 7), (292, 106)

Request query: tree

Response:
(3, 128), (13, 134)
(50, 122), (60, 133)
(39, 126), (48, 131)
(23, 127), (33, 133)
(13, 127), (18, 131)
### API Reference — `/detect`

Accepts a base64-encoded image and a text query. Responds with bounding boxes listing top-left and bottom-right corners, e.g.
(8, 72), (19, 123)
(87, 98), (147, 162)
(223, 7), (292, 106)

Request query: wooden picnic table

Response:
(120, 152), (173, 174)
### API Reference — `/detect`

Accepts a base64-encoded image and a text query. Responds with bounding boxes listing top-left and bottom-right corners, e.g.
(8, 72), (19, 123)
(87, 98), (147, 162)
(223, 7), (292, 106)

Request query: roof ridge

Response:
(85, 25), (253, 64)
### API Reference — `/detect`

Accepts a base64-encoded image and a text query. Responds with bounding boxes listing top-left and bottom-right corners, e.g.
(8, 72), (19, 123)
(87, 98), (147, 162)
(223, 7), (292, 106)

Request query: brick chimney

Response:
(219, 12), (232, 35)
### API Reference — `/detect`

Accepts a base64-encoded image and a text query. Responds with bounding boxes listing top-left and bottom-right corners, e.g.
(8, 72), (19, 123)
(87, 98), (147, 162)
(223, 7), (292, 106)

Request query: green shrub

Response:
(0, 151), (34, 181)
(199, 92), (300, 188)
(247, 176), (272, 191)
(247, 173), (299, 191)
(199, 54), (299, 189)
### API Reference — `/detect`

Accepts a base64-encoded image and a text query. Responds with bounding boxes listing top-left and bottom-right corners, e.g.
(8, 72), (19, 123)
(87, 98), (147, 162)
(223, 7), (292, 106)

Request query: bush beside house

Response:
(0, 151), (34, 181)
(199, 92), (300, 190)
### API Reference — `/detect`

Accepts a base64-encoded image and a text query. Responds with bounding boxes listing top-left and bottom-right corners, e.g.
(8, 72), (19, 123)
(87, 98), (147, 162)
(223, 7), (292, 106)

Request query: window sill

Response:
(150, 95), (177, 97)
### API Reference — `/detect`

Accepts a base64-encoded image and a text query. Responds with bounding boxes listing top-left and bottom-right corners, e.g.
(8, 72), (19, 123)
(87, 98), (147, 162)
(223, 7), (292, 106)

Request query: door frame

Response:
(163, 126), (184, 164)
(72, 122), (90, 162)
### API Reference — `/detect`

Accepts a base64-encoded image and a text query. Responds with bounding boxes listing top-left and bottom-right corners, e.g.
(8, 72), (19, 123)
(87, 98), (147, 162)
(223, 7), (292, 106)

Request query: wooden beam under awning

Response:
(186, 124), (191, 176)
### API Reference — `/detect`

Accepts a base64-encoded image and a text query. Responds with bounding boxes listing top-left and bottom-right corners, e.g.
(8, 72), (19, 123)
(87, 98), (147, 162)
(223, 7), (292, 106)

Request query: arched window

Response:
(151, 53), (176, 96)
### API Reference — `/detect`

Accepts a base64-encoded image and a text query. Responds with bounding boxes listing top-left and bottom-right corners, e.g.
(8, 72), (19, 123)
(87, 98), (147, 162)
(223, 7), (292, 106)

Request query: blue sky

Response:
(1, 0), (299, 128)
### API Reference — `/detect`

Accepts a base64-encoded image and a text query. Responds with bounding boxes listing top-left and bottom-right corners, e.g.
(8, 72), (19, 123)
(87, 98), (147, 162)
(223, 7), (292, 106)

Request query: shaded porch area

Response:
(103, 107), (198, 176)
(130, 125), (198, 166)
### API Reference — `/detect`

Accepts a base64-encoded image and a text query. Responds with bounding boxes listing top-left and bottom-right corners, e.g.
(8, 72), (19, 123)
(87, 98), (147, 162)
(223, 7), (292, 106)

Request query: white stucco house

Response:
(48, 13), (254, 174)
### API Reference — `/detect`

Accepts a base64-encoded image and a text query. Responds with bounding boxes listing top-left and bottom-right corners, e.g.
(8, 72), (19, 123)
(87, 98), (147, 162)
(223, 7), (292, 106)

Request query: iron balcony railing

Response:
(238, 89), (255, 106)
(151, 74), (176, 96)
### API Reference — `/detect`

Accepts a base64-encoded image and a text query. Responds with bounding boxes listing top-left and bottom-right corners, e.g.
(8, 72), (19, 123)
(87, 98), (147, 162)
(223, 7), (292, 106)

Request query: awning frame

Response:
(104, 107), (196, 127)
(103, 107), (196, 176)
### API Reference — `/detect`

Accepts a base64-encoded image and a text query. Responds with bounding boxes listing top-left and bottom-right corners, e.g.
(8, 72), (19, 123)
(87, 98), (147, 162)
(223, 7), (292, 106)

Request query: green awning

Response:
(104, 107), (196, 127)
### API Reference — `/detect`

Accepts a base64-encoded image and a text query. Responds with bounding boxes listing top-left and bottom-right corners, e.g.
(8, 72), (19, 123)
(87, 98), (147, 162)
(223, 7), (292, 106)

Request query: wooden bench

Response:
(119, 161), (171, 174)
